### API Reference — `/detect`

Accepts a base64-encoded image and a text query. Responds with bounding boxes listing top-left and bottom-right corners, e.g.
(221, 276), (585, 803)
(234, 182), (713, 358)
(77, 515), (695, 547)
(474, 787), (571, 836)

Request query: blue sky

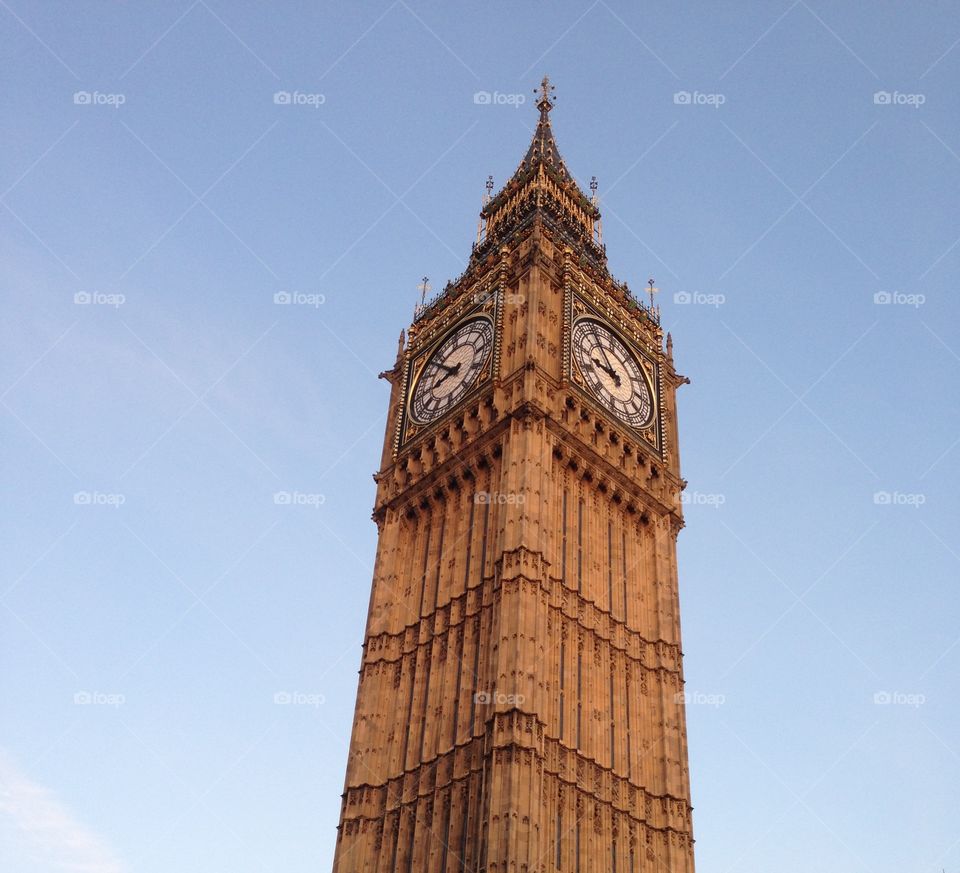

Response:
(1, 1), (958, 871)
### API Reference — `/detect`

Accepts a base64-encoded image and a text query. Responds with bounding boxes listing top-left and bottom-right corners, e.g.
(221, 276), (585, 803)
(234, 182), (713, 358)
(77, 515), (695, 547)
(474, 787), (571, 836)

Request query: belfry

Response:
(333, 78), (696, 873)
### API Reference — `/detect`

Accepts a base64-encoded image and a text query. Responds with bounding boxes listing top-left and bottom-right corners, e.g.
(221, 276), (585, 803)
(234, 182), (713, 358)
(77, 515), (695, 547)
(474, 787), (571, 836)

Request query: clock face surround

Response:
(571, 317), (654, 429)
(409, 317), (494, 425)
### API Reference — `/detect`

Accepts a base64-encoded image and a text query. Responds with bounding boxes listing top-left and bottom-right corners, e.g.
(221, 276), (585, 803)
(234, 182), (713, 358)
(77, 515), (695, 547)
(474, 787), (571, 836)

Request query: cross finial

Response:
(413, 276), (432, 318)
(647, 277), (659, 310)
(418, 276), (431, 306)
(590, 176), (598, 204)
(535, 75), (555, 114)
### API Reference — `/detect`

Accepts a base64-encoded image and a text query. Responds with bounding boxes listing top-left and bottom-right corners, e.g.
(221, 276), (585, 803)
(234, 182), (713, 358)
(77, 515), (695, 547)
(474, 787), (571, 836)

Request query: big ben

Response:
(332, 77), (696, 873)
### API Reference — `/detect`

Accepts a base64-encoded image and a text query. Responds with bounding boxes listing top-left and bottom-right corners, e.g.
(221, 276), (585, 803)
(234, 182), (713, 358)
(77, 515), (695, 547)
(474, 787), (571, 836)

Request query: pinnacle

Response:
(516, 74), (572, 183)
(484, 76), (593, 212)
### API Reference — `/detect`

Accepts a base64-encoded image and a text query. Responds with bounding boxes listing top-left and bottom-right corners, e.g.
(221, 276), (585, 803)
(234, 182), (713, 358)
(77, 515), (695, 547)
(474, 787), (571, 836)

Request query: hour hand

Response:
(433, 361), (461, 387)
(591, 356), (621, 386)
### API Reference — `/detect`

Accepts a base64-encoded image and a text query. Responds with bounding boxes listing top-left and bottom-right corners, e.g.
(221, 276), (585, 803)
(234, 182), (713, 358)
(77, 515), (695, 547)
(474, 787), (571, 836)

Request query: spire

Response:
(514, 74), (573, 183)
(477, 76), (600, 255)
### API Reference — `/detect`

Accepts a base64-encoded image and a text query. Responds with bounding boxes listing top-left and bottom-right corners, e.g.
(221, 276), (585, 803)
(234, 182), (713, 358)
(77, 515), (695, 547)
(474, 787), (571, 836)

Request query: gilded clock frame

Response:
(565, 291), (663, 455)
(406, 316), (494, 425)
(396, 290), (501, 451)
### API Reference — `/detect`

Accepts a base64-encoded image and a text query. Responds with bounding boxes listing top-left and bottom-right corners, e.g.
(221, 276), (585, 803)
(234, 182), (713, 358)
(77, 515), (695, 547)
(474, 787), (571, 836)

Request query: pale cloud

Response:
(0, 751), (125, 873)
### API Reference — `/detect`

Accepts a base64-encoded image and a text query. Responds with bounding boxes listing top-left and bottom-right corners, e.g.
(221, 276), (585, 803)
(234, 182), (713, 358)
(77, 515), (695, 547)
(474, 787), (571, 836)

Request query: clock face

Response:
(409, 318), (494, 425)
(572, 318), (653, 428)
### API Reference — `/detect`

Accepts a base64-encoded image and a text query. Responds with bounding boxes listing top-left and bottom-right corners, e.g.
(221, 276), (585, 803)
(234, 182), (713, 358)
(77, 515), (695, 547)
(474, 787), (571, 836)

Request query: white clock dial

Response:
(572, 318), (653, 428)
(409, 318), (493, 424)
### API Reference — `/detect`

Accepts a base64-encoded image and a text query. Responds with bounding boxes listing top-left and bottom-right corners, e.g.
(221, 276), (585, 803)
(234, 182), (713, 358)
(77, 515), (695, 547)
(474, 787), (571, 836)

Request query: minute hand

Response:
(591, 356), (621, 387)
(433, 361), (462, 388)
(595, 338), (617, 374)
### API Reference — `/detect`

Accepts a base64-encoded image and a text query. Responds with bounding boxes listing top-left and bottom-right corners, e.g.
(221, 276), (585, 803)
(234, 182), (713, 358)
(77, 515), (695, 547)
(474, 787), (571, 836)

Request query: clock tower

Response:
(332, 78), (696, 873)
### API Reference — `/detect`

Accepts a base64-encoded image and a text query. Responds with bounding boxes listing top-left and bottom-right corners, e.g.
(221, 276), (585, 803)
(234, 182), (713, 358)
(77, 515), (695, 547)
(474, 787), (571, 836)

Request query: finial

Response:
(477, 177), (494, 245)
(666, 332), (674, 361)
(397, 329), (406, 359)
(535, 74), (555, 115)
(647, 278), (659, 310)
(414, 276), (431, 318)
(589, 176), (598, 204)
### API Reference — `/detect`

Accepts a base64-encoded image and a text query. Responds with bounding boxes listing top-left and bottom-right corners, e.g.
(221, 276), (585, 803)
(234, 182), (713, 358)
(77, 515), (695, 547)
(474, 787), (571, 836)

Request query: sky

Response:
(1, 1), (958, 871)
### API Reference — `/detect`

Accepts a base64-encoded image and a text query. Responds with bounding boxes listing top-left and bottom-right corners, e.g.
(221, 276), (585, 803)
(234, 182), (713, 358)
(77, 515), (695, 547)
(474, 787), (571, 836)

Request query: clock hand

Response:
(433, 361), (462, 388)
(424, 360), (457, 389)
(591, 357), (613, 376)
(595, 339), (617, 375)
(594, 340), (625, 387)
(591, 356), (622, 387)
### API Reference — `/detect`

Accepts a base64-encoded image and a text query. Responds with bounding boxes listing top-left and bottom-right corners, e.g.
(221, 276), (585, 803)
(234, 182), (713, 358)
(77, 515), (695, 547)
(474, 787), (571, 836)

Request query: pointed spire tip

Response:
(535, 74), (555, 116)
